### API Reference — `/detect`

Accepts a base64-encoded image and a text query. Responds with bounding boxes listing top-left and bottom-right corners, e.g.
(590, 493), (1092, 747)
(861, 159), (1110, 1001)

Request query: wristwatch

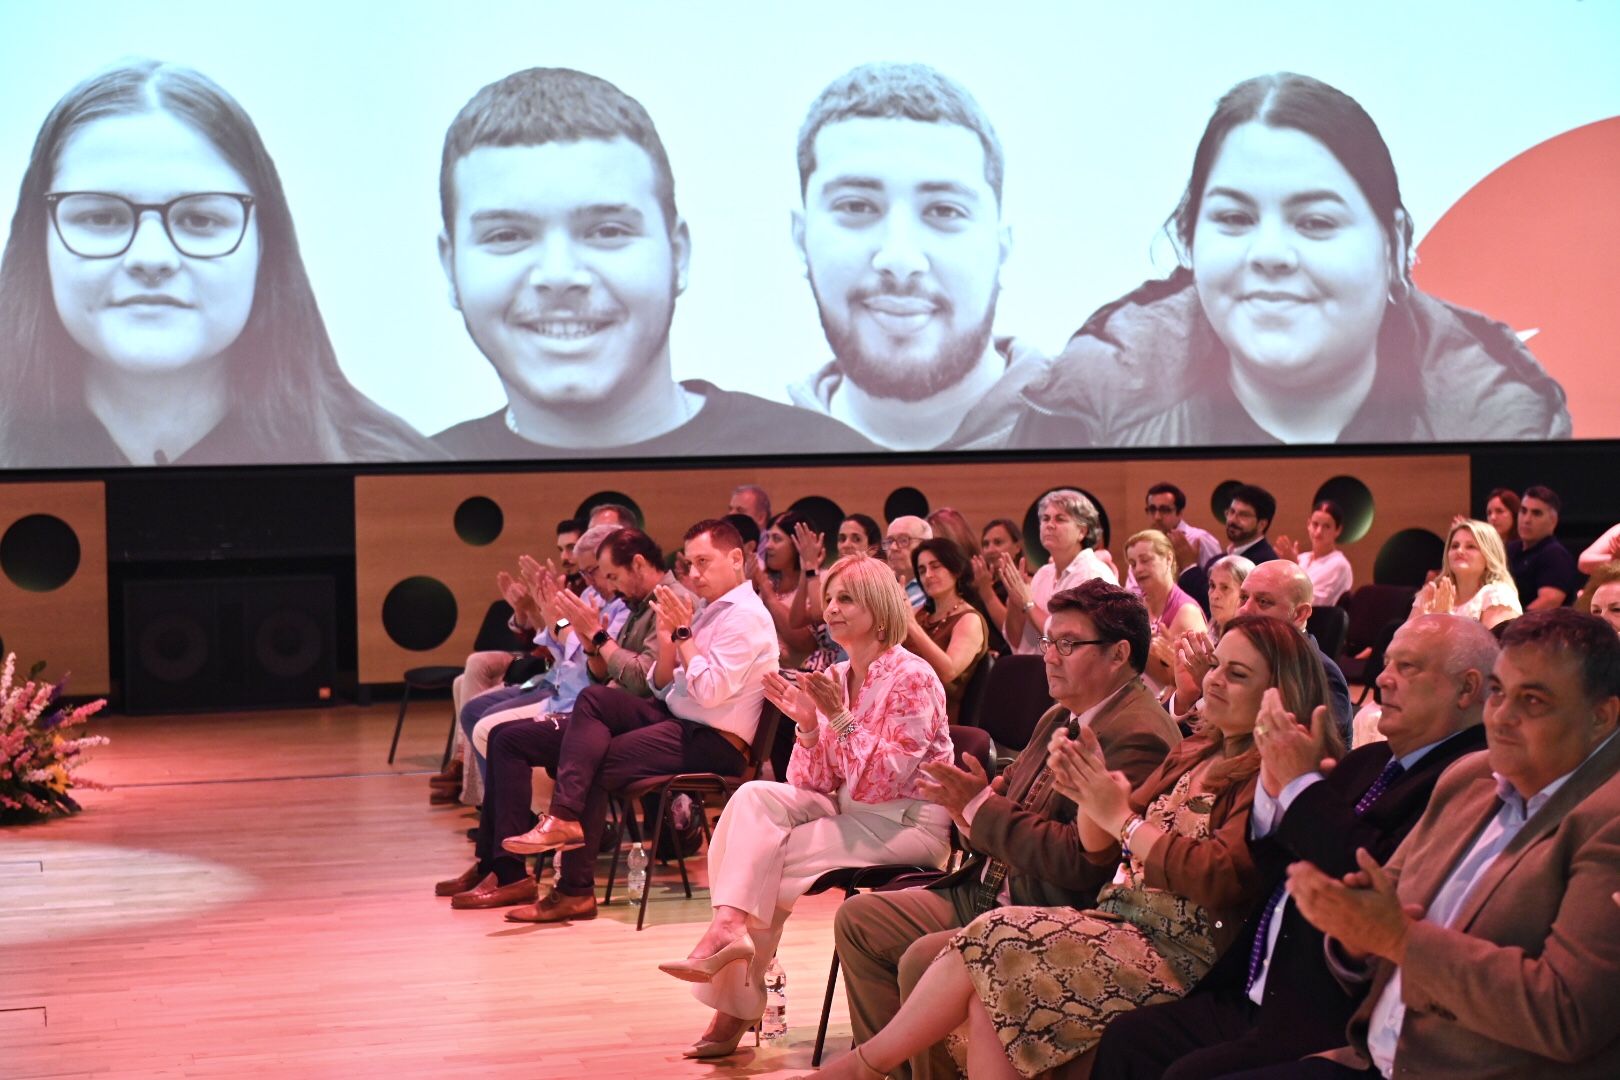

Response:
(553, 617), (571, 635)
(591, 628), (611, 651)
(672, 625), (693, 642)
(804, 568), (819, 579)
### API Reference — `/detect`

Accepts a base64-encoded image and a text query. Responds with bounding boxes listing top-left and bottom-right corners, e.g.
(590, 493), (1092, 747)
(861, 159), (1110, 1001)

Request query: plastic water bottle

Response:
(762, 956), (788, 1040)
(627, 842), (648, 903)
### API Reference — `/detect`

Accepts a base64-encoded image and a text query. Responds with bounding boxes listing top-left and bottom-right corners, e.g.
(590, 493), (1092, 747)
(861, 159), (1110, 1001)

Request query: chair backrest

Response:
(955, 653), (995, 728)
(744, 702), (783, 782)
(471, 599), (524, 652)
(1343, 584), (1417, 651)
(948, 724), (995, 780)
(1306, 604), (1350, 662)
(975, 653), (1053, 752)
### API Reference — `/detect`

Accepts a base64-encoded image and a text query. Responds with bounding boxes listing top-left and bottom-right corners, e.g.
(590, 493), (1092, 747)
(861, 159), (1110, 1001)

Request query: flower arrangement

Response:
(0, 652), (108, 823)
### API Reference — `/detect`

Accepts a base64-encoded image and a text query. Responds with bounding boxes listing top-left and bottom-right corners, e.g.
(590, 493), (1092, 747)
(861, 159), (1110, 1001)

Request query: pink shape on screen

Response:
(1414, 116), (1620, 439)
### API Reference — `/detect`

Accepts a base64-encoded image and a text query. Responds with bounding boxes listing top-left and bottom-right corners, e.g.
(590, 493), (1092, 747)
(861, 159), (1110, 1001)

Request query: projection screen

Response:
(1, 0), (1616, 467)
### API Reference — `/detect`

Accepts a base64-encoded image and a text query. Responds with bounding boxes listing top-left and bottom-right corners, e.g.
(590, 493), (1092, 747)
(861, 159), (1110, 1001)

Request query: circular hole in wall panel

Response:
(382, 576), (459, 651)
(1, 514), (81, 592)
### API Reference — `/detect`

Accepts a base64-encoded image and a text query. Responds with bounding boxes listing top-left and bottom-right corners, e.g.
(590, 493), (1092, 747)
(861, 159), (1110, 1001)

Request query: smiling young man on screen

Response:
(432, 67), (869, 460)
(786, 62), (1048, 452)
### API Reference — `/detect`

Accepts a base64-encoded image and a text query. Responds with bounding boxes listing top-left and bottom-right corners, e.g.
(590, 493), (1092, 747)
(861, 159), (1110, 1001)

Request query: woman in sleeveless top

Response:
(903, 539), (989, 723)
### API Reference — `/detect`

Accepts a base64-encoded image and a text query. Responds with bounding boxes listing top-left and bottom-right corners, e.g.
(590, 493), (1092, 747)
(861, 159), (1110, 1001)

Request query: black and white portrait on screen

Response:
(429, 67), (873, 459)
(0, 60), (438, 468)
(1003, 72), (1571, 449)
(785, 63), (1048, 452)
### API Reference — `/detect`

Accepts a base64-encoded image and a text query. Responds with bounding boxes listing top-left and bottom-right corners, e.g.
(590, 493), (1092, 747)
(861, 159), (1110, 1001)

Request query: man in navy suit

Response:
(1090, 614), (1497, 1079)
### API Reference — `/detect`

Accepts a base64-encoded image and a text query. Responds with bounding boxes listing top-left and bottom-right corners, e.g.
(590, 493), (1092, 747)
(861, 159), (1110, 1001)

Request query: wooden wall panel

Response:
(355, 455), (1467, 683)
(0, 481), (109, 695)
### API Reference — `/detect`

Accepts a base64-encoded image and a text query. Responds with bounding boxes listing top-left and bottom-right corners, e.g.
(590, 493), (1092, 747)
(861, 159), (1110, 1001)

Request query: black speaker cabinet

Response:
(123, 575), (336, 713)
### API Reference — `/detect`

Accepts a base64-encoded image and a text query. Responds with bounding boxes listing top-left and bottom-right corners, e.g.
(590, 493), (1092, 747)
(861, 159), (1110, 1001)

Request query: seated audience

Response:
(1224, 484), (1280, 564)
(885, 516), (934, 610)
(1578, 562), (1620, 634)
(1507, 485), (1581, 611)
(926, 507), (980, 564)
(727, 484), (771, 537)
(1092, 615), (1494, 1079)
(433, 528), (650, 907)
(1232, 608), (1620, 1079)
(755, 510), (820, 668)
(1207, 555), (1257, 637)
(1000, 489), (1118, 654)
(1577, 521), (1620, 574)
(1410, 519), (1520, 629)
(971, 517), (1024, 656)
(1483, 487), (1520, 548)
(902, 539), (990, 722)
(451, 525), (627, 805)
(554, 518), (585, 593)
(1126, 528), (1208, 689)
(658, 556), (955, 1059)
(1276, 500), (1354, 607)
(835, 580), (1182, 1080)
(497, 519), (778, 920)
(1175, 560), (1352, 739)
(821, 615), (1332, 1079)
(1145, 482), (1223, 573)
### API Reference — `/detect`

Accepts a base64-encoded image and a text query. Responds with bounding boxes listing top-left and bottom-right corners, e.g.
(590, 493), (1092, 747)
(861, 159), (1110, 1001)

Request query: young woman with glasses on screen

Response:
(0, 60), (438, 467)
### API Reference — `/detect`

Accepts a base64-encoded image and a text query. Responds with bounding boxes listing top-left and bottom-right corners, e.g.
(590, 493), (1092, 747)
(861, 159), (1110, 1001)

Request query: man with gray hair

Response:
(786, 62), (1047, 451)
(884, 515), (933, 610)
(1093, 615), (1495, 1078)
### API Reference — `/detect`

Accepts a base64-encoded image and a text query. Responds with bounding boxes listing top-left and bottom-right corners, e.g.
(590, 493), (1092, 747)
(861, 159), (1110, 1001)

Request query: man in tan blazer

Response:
(835, 579), (1182, 1079)
(1245, 608), (1620, 1079)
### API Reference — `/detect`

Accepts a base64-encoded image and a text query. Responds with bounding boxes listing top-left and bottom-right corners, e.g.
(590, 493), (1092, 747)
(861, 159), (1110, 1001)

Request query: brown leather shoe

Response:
(505, 889), (597, 923)
(434, 864), (482, 897)
(502, 814), (585, 854)
(450, 873), (539, 909)
(430, 788), (459, 805)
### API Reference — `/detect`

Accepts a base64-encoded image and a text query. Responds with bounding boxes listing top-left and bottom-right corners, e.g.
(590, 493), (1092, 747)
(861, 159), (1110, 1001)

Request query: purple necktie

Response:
(1245, 758), (1406, 991)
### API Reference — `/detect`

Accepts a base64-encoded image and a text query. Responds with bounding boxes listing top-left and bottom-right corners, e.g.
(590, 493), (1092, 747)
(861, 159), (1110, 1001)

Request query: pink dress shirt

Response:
(786, 645), (953, 803)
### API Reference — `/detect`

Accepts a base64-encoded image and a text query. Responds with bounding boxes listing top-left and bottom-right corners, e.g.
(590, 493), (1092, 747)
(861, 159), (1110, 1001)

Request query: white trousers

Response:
(694, 780), (951, 1019)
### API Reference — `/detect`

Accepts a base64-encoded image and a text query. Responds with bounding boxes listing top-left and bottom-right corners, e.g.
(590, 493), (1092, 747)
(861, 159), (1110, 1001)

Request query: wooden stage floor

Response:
(2, 701), (862, 1078)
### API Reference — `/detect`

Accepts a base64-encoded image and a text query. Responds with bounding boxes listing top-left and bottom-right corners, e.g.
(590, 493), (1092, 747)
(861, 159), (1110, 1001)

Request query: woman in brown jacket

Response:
(809, 615), (1338, 1079)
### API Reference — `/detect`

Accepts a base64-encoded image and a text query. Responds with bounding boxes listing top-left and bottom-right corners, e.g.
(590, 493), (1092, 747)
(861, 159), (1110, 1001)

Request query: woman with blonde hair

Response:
(811, 615), (1337, 1079)
(1127, 528), (1208, 688)
(1411, 518), (1520, 629)
(660, 554), (954, 1059)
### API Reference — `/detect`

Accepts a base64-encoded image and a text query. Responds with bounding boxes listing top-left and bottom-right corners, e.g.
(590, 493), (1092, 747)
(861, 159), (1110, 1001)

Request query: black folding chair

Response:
(601, 704), (784, 930)
(387, 599), (526, 768)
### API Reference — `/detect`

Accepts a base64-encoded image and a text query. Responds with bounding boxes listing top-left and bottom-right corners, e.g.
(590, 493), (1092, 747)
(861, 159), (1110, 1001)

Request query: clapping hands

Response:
(1048, 724), (1132, 832)
(792, 521), (826, 572)
(1254, 687), (1335, 797)
(649, 583), (695, 638)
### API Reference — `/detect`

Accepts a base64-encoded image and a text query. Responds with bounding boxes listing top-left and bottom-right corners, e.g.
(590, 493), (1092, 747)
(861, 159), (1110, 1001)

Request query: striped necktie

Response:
(972, 732), (1062, 913)
(1245, 757), (1406, 990)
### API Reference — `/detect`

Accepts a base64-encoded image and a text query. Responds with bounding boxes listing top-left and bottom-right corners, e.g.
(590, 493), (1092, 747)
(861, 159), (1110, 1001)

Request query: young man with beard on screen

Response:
(432, 67), (870, 459)
(786, 62), (1046, 452)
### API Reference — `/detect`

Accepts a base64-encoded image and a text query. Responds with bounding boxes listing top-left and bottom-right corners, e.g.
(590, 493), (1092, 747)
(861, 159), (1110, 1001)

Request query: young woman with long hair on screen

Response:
(0, 60), (438, 467)
(1007, 72), (1570, 448)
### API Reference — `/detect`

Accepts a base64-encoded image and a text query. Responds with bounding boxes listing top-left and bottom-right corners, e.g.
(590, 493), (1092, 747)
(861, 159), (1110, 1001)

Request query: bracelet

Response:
(1023, 600), (1036, 613)
(794, 724), (819, 746)
(1117, 814), (1144, 852)
(828, 708), (858, 741)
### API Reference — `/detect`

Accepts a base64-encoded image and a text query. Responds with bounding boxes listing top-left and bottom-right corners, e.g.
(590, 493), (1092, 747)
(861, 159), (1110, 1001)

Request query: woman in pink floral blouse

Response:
(658, 555), (955, 1058)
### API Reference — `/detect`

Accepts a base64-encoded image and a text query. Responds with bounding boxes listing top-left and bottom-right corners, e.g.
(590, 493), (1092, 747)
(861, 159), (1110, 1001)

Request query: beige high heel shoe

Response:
(657, 937), (756, 984)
